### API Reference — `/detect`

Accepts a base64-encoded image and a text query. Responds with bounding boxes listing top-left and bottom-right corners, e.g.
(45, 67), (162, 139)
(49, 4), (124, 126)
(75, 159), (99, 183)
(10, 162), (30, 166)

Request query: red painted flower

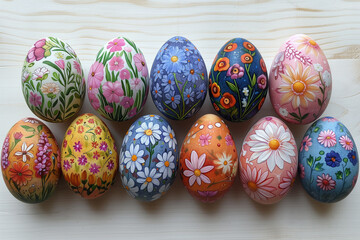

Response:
(95, 127), (102, 135)
(220, 93), (236, 109)
(9, 161), (33, 186)
(214, 57), (230, 72)
(210, 83), (221, 98)
(241, 53), (253, 64)
(224, 43), (237, 52)
(243, 41), (255, 51)
(260, 58), (267, 72)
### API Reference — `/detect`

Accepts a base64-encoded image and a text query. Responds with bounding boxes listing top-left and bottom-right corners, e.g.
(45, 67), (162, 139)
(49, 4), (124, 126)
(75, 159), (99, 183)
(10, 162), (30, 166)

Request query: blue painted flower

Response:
(196, 83), (207, 99)
(193, 56), (206, 72)
(184, 87), (194, 104)
(154, 100), (164, 112)
(183, 43), (196, 56)
(325, 150), (342, 167)
(156, 43), (168, 60)
(152, 82), (162, 99)
(348, 150), (358, 166)
(161, 46), (187, 73)
(153, 64), (163, 80)
(184, 63), (199, 83)
(161, 74), (175, 92)
(165, 91), (181, 109)
(169, 36), (185, 44)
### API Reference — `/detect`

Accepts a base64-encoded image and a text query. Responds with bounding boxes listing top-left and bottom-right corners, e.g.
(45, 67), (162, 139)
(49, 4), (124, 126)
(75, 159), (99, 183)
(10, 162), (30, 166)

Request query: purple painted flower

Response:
(1, 135), (10, 169)
(29, 92), (42, 107)
(99, 141), (108, 151)
(225, 134), (234, 146)
(257, 74), (267, 89)
(107, 160), (115, 171)
(27, 39), (46, 62)
(63, 160), (71, 171)
(107, 38), (125, 52)
(120, 69), (130, 80)
(226, 64), (244, 79)
(89, 163), (100, 174)
(133, 53), (148, 77)
(73, 141), (82, 152)
(109, 56), (124, 71)
(128, 107), (137, 118)
(55, 59), (65, 69)
(78, 155), (87, 166)
(88, 61), (104, 89)
(34, 132), (52, 177)
(120, 96), (134, 108)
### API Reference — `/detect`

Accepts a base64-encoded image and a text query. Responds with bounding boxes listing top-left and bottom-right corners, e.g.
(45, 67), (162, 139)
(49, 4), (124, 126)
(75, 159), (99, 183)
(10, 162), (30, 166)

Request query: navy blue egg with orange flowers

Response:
(298, 117), (358, 203)
(150, 36), (208, 120)
(209, 38), (268, 122)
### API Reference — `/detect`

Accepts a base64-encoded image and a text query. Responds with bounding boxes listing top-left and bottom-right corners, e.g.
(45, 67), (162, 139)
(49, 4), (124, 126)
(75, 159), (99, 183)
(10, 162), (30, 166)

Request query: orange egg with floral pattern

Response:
(61, 113), (118, 199)
(179, 114), (238, 202)
(1, 118), (61, 203)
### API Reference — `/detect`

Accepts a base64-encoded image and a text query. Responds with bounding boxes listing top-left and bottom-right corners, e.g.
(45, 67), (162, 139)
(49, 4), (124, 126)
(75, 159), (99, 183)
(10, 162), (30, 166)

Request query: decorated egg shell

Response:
(1, 118), (60, 203)
(22, 37), (85, 122)
(298, 117), (358, 203)
(269, 34), (332, 125)
(150, 36), (208, 120)
(61, 113), (118, 199)
(179, 114), (238, 202)
(209, 38), (268, 122)
(88, 37), (149, 121)
(119, 114), (178, 201)
(239, 116), (298, 204)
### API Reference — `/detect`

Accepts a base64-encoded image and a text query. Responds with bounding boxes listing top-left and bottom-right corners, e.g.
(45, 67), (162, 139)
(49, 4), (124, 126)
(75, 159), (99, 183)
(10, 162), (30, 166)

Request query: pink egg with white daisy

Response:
(239, 116), (298, 204)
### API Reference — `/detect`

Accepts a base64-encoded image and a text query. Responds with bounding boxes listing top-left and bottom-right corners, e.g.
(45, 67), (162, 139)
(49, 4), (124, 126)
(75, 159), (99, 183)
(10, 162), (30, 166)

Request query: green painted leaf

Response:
(28, 62), (35, 68)
(336, 171), (343, 180)
(66, 56), (72, 60)
(345, 168), (351, 177)
(314, 163), (324, 171)
(301, 113), (309, 120)
(314, 127), (320, 133)
(52, 99), (58, 108)
(289, 112), (300, 120)
(226, 81), (238, 92)
(319, 150), (325, 155)
(37, 125), (43, 133)
(251, 74), (256, 86)
(217, 135), (222, 140)
(343, 158), (348, 163)
(20, 125), (35, 132)
(25, 135), (35, 139)
(105, 66), (111, 81)
(317, 98), (322, 106)
(73, 104), (80, 108)
(307, 155), (314, 167)
(315, 156), (321, 162)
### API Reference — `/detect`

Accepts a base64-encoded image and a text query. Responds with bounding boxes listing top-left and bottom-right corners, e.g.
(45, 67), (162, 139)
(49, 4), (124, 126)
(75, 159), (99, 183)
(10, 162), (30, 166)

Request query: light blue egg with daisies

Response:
(119, 114), (179, 201)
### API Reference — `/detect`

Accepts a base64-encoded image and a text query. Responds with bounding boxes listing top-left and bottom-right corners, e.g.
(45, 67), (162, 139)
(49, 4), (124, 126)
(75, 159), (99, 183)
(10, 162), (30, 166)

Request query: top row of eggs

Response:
(21, 35), (332, 124)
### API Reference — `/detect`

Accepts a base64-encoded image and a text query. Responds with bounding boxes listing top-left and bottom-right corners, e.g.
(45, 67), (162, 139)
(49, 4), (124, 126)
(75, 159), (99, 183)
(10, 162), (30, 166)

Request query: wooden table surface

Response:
(0, 0), (359, 239)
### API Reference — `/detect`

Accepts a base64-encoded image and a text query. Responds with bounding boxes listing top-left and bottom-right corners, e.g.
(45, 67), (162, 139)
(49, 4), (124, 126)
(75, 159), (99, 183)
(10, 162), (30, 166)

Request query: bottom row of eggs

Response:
(0, 114), (358, 204)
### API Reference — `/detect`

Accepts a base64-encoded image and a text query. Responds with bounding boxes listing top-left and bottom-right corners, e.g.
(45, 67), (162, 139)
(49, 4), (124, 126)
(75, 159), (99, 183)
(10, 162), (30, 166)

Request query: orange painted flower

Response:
(220, 93), (236, 109)
(224, 43), (238, 52)
(9, 161), (33, 186)
(211, 83), (221, 98)
(88, 174), (96, 185)
(260, 58), (267, 72)
(81, 170), (87, 182)
(279, 62), (319, 109)
(295, 35), (321, 57)
(77, 126), (84, 134)
(70, 173), (80, 187)
(258, 97), (265, 110)
(243, 42), (255, 51)
(241, 53), (253, 64)
(213, 103), (220, 111)
(214, 57), (230, 72)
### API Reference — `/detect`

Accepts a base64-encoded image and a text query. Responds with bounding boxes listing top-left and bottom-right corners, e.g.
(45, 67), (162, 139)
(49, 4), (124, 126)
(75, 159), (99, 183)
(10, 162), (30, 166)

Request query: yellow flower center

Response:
(164, 161), (170, 167)
(150, 115), (154, 117)
(309, 39), (317, 46)
(223, 161), (228, 165)
(194, 169), (201, 177)
(224, 98), (230, 105)
(171, 56), (178, 62)
(232, 68), (239, 74)
(131, 155), (137, 162)
(247, 181), (258, 192)
(146, 177), (152, 182)
(269, 139), (280, 150)
(145, 129), (152, 136)
(293, 81), (305, 93)
(219, 61), (225, 67)
(125, 186), (129, 190)
(169, 133), (173, 139)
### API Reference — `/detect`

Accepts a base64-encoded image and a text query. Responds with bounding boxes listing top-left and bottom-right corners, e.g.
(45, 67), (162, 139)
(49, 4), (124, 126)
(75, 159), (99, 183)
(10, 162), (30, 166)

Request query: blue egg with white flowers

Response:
(298, 116), (358, 203)
(119, 114), (179, 201)
(150, 36), (208, 120)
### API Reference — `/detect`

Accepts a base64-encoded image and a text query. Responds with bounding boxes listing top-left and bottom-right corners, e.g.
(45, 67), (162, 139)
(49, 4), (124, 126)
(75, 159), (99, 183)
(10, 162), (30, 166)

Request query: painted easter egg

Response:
(1, 118), (60, 203)
(119, 114), (178, 201)
(88, 37), (149, 121)
(179, 114), (238, 202)
(269, 34), (332, 124)
(61, 113), (118, 199)
(150, 36), (208, 120)
(22, 37), (85, 122)
(239, 116), (298, 204)
(209, 38), (268, 122)
(298, 117), (358, 203)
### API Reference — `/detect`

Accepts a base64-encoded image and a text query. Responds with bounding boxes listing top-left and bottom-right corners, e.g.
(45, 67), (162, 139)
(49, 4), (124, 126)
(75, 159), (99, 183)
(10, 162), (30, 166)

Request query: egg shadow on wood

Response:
(304, 189), (336, 217)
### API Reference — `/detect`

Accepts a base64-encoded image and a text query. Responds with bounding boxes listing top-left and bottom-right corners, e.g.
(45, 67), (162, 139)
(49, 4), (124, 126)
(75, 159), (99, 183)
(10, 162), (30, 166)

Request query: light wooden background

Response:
(0, 0), (360, 239)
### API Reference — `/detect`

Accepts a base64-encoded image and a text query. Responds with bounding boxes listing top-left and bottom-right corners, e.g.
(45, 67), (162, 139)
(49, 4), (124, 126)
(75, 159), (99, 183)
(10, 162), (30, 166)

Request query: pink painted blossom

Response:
(339, 135), (353, 151)
(317, 174), (336, 191)
(88, 92), (100, 110)
(109, 56), (124, 71)
(105, 105), (113, 113)
(257, 74), (267, 89)
(124, 46), (132, 52)
(318, 130), (336, 148)
(199, 134), (212, 147)
(120, 69), (130, 80)
(278, 167), (297, 195)
(120, 96), (134, 108)
(128, 107), (137, 118)
(102, 81), (123, 103)
(300, 135), (312, 152)
(225, 134), (234, 146)
(55, 59), (65, 69)
(27, 39), (46, 63)
(183, 151), (214, 186)
(13, 132), (23, 140)
(63, 160), (71, 171)
(73, 61), (82, 74)
(321, 117), (337, 122)
(29, 92), (42, 107)
(107, 38), (125, 52)
(88, 62), (104, 88)
(34, 39), (46, 48)
(299, 164), (305, 179)
(133, 53), (148, 77)
(130, 78), (142, 91)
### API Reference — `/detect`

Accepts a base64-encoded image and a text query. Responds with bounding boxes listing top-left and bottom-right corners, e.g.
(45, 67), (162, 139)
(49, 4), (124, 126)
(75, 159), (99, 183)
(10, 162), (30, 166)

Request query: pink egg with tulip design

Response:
(269, 34), (332, 124)
(239, 116), (298, 204)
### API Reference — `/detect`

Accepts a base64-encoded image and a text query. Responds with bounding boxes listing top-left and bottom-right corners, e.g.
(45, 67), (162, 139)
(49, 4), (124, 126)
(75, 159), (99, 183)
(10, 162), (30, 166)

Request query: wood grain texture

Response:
(0, 1), (360, 239)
